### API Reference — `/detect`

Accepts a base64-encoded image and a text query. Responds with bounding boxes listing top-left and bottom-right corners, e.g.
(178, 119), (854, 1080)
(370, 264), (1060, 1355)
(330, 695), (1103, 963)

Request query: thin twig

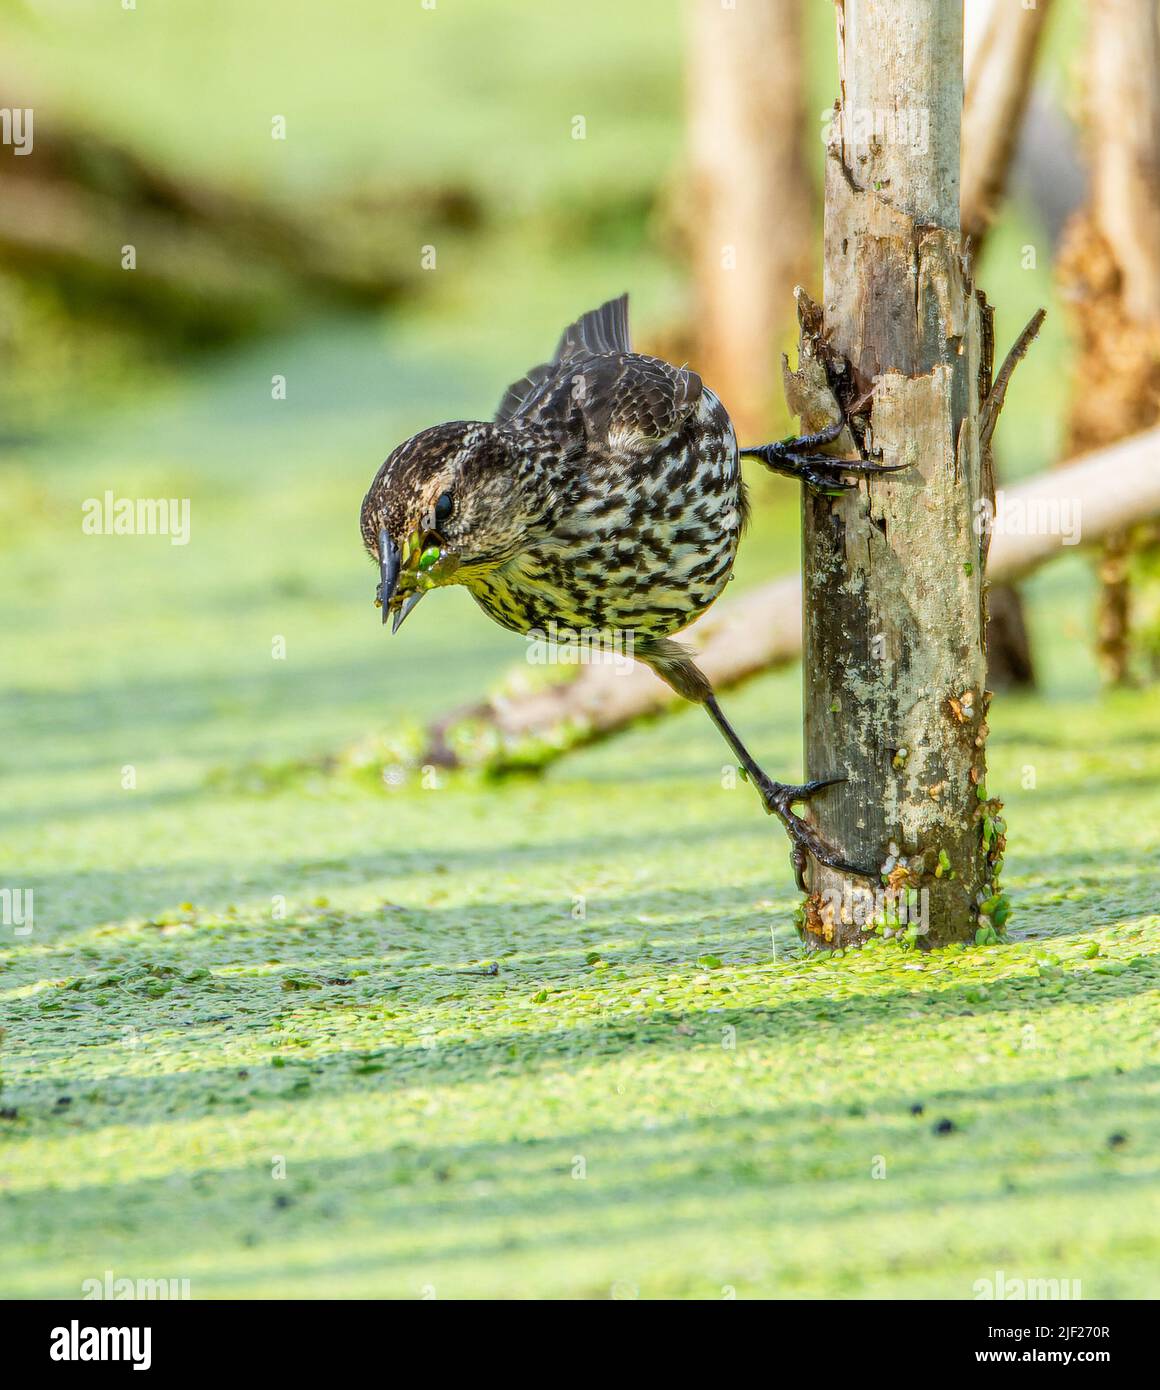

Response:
(980, 308), (1047, 450)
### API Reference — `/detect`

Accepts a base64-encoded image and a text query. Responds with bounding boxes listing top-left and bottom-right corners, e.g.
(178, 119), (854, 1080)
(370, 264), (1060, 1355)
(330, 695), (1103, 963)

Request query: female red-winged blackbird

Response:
(360, 296), (902, 889)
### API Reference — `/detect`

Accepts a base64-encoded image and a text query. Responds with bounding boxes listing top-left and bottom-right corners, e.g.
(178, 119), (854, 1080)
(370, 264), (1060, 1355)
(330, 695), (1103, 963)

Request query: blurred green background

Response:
(1, 0), (1157, 1299)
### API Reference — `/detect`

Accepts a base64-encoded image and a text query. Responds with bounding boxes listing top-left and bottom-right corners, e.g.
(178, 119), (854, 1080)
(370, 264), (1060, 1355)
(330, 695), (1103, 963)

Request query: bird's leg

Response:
(704, 693), (865, 893)
(740, 417), (908, 494)
(636, 640), (870, 892)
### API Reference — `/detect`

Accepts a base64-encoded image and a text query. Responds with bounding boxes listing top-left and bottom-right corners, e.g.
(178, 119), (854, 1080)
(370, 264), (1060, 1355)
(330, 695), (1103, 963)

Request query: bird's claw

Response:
(803, 456), (910, 495)
(741, 415), (910, 494)
(753, 773), (867, 892)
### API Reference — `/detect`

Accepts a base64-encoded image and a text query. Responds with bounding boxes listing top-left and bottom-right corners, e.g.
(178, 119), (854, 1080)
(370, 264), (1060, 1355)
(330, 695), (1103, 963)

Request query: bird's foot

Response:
(753, 773), (867, 892)
(741, 418), (909, 494)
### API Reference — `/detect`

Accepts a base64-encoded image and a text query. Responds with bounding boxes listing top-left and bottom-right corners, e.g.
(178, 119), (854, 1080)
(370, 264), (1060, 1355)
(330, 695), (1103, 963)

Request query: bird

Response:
(360, 295), (904, 890)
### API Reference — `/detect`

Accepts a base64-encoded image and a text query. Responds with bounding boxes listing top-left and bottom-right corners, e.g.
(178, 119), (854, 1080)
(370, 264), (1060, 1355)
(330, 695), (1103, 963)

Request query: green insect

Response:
(418, 545), (441, 572)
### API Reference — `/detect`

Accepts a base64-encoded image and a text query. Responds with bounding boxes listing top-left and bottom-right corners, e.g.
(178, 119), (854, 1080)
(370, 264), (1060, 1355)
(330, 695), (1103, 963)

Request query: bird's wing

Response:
(552, 294), (632, 360)
(502, 352), (703, 450)
(495, 295), (632, 424)
(495, 296), (702, 449)
(573, 352), (704, 452)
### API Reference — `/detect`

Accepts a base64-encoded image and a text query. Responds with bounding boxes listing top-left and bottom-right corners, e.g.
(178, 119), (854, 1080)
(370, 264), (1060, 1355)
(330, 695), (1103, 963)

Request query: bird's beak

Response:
(390, 590), (425, 634)
(377, 528), (401, 626)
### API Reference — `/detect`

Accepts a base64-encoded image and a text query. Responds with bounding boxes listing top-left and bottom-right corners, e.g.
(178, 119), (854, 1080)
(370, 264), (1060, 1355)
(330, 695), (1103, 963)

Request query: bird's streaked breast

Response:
(467, 388), (743, 641)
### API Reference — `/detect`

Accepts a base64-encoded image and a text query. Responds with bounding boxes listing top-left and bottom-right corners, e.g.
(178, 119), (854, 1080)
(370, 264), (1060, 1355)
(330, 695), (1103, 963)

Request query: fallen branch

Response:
(422, 427), (1160, 768)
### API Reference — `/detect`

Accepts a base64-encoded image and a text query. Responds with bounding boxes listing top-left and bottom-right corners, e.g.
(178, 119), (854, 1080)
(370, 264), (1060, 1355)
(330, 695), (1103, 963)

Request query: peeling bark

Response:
(794, 0), (994, 949)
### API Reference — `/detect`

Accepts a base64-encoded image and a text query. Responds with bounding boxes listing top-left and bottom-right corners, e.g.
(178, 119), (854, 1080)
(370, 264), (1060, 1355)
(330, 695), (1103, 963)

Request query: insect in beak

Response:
(390, 590), (425, 634)
(376, 528), (450, 633)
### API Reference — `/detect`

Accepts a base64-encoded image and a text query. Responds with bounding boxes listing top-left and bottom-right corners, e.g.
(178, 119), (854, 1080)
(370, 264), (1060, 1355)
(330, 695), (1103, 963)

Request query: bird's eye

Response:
(434, 492), (453, 525)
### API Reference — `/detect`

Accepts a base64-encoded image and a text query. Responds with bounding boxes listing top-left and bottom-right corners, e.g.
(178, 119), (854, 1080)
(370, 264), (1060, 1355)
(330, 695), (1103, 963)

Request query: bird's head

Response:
(360, 420), (545, 631)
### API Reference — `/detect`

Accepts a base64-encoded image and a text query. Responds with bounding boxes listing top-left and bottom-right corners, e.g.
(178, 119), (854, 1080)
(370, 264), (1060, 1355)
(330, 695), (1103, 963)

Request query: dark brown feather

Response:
(495, 294), (632, 424)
